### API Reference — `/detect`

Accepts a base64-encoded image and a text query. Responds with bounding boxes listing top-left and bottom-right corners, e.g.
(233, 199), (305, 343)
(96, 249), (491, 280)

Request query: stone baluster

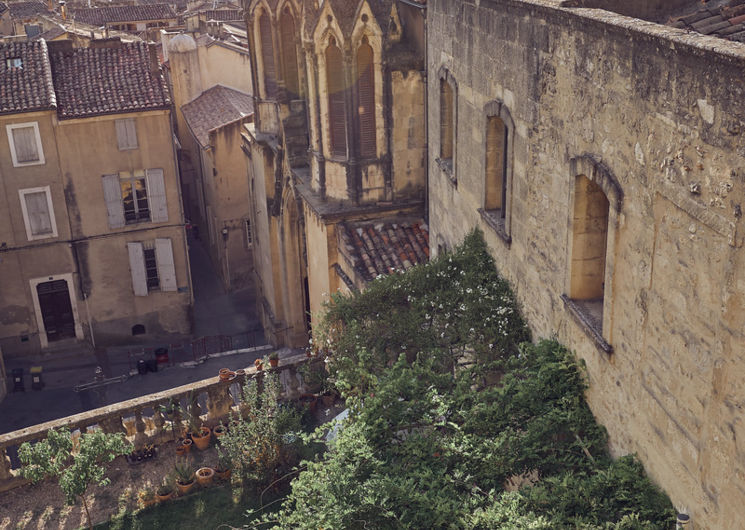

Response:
(0, 445), (14, 480)
(189, 393), (203, 426)
(151, 404), (169, 444)
(100, 415), (128, 438)
(133, 408), (148, 449)
(206, 384), (234, 425)
(280, 363), (301, 400)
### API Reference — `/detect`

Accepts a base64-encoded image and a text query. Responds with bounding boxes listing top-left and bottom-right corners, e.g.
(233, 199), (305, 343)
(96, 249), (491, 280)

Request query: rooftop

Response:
(6, 0), (51, 18)
(668, 0), (745, 42)
(0, 40), (56, 115)
(181, 84), (253, 147)
(48, 41), (170, 119)
(338, 220), (429, 283)
(71, 4), (176, 25)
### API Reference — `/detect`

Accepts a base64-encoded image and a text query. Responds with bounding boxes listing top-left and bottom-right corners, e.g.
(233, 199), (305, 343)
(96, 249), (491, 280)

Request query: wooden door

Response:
(37, 280), (75, 341)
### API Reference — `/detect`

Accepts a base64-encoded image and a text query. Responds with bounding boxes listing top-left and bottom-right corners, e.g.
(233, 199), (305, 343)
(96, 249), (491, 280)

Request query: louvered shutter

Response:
(326, 45), (347, 157)
(259, 12), (277, 98)
(280, 11), (299, 98)
(127, 242), (148, 296)
(24, 191), (52, 235)
(102, 174), (125, 229)
(146, 168), (168, 223)
(116, 119), (138, 150)
(357, 43), (376, 159)
(155, 238), (177, 292)
(12, 126), (40, 163)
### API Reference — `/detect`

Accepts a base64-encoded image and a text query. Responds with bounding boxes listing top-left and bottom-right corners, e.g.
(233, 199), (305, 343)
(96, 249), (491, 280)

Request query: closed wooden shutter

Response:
(12, 126), (40, 163)
(259, 12), (277, 98)
(326, 44), (347, 157)
(146, 168), (168, 222)
(115, 119), (138, 150)
(127, 242), (148, 296)
(102, 174), (125, 229)
(357, 43), (376, 159)
(24, 191), (52, 236)
(155, 238), (177, 292)
(280, 11), (299, 98)
(440, 80), (453, 160)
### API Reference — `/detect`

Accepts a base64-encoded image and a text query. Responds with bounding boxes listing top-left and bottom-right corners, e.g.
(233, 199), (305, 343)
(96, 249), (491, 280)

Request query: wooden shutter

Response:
(115, 119), (138, 150)
(24, 191), (52, 235)
(440, 81), (453, 160)
(357, 43), (376, 159)
(259, 12), (277, 98)
(155, 238), (177, 292)
(102, 174), (125, 229)
(326, 44), (347, 157)
(12, 126), (39, 163)
(280, 11), (299, 98)
(127, 242), (148, 296)
(146, 168), (168, 223)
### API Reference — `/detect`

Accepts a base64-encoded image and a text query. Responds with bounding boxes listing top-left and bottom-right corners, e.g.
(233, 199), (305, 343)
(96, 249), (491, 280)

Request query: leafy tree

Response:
(19, 427), (131, 528)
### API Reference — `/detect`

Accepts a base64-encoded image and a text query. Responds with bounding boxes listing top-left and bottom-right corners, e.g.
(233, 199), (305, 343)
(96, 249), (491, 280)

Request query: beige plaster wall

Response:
(391, 70), (426, 200)
(196, 43), (253, 96)
(427, 0), (745, 526)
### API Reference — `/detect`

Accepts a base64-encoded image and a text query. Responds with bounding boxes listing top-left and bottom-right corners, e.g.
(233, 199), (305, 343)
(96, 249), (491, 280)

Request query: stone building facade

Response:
(0, 39), (191, 357)
(427, 0), (745, 526)
(242, 0), (428, 347)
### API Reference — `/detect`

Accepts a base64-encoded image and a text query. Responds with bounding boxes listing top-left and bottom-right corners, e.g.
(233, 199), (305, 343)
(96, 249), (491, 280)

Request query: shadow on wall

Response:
(559, 0), (695, 22)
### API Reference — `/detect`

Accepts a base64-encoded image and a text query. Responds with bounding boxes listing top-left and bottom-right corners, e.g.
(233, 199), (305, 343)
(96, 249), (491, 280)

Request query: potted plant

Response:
(138, 487), (157, 508)
(188, 416), (212, 451)
(268, 352), (279, 368)
(173, 461), (195, 495)
(254, 358), (264, 371)
(215, 449), (232, 481)
(196, 466), (215, 487)
(156, 478), (175, 502)
(213, 424), (227, 438)
(180, 437), (193, 454)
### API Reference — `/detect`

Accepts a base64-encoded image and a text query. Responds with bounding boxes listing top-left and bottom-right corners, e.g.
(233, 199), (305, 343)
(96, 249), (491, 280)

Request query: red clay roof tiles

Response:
(0, 40), (56, 115)
(181, 84), (253, 148)
(71, 4), (176, 26)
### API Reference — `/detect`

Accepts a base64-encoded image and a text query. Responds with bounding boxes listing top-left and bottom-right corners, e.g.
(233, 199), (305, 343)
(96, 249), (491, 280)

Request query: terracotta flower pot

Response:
(269, 358), (279, 368)
(213, 424), (226, 438)
(299, 393), (318, 413)
(254, 360), (263, 371)
(181, 438), (193, 453)
(176, 480), (194, 495)
(219, 368), (232, 381)
(156, 491), (173, 502)
(191, 426), (212, 450)
(215, 468), (232, 481)
(196, 467), (215, 487)
(175, 445), (185, 456)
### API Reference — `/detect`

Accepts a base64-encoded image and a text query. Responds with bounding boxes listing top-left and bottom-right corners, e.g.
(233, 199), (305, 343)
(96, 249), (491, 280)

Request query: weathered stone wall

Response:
(428, 0), (745, 526)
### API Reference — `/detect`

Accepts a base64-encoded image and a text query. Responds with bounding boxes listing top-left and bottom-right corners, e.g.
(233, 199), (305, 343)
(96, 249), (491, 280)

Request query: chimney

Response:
(148, 42), (160, 76)
(59, 0), (66, 20)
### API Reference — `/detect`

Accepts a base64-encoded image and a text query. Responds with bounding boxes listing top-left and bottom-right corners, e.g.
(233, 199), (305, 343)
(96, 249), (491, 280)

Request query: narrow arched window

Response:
(357, 39), (376, 158)
(326, 40), (347, 157)
(485, 115), (508, 215)
(440, 78), (454, 161)
(280, 8), (299, 98)
(258, 10), (277, 98)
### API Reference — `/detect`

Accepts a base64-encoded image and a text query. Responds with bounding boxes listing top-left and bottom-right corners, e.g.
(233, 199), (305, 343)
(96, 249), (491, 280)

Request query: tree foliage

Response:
(259, 230), (675, 529)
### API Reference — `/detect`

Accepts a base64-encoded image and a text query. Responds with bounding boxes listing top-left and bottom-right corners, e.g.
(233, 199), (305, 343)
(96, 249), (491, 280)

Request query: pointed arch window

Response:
(485, 115), (508, 215)
(326, 39), (347, 157)
(280, 7), (300, 98)
(357, 39), (376, 159)
(258, 10), (277, 99)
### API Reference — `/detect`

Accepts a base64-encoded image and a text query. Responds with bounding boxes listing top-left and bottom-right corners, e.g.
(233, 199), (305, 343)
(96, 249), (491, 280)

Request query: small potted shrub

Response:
(156, 478), (175, 502)
(196, 466), (215, 487)
(215, 449), (232, 481)
(213, 424), (227, 438)
(138, 487), (157, 508)
(173, 461), (195, 495)
(268, 352), (279, 368)
(188, 417), (212, 451)
(254, 358), (264, 371)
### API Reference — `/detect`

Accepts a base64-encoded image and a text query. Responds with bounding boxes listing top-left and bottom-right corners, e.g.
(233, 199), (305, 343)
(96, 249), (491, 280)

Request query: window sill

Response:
(560, 294), (612, 354)
(478, 208), (511, 245)
(436, 157), (456, 186)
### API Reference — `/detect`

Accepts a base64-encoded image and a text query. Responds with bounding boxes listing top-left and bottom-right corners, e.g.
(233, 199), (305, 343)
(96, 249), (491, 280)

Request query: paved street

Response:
(0, 238), (283, 435)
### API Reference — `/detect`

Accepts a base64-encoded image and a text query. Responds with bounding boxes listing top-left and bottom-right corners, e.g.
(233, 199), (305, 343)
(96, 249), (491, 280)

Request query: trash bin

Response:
(146, 359), (158, 373)
(155, 347), (169, 365)
(137, 359), (148, 375)
(11, 368), (24, 392)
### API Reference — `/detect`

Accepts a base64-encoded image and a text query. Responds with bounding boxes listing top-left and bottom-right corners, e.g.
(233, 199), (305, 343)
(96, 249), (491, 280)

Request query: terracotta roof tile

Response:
(7, 0), (51, 18)
(71, 4), (176, 26)
(200, 9), (242, 21)
(181, 84), (253, 147)
(0, 40), (56, 115)
(0, 3), (8, 16)
(670, 1), (745, 41)
(49, 41), (170, 119)
(338, 220), (429, 283)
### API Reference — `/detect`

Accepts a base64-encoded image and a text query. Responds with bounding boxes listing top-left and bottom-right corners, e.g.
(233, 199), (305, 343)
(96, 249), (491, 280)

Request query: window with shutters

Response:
(127, 238), (177, 296)
(115, 118), (138, 150)
(258, 10), (277, 99)
(19, 186), (58, 241)
(439, 78), (454, 167)
(280, 7), (300, 98)
(245, 218), (253, 247)
(357, 39), (376, 159)
(326, 39), (347, 158)
(102, 169), (168, 229)
(6, 122), (45, 167)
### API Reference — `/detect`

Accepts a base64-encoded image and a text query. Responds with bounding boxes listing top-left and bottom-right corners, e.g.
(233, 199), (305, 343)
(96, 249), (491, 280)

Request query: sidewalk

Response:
(0, 238), (277, 435)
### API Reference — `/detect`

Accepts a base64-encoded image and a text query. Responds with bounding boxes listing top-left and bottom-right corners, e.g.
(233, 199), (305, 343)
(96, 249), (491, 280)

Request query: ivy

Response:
(259, 230), (674, 529)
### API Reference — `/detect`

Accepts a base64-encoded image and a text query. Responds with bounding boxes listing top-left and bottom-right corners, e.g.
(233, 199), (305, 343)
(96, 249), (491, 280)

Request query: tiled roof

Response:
(49, 41), (170, 119)
(669, 0), (745, 42)
(7, 0), (51, 18)
(181, 84), (253, 147)
(0, 3), (8, 16)
(33, 25), (66, 40)
(0, 40), (56, 115)
(200, 9), (242, 21)
(71, 4), (176, 26)
(338, 220), (429, 282)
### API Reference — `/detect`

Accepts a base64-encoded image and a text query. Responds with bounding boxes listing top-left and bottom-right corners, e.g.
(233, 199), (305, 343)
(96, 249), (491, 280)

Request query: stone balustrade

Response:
(0, 353), (322, 493)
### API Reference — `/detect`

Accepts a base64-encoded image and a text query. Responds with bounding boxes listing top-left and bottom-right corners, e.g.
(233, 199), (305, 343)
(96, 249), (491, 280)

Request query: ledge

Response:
(560, 294), (612, 354)
(436, 157), (456, 186)
(478, 208), (511, 246)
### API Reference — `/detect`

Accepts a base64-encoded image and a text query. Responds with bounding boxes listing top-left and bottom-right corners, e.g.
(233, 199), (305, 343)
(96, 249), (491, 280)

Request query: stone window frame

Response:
(252, 1), (278, 100)
(561, 155), (623, 355)
(6, 121), (45, 167)
(316, 28), (349, 162)
(436, 66), (457, 186)
(478, 100), (514, 245)
(277, 0), (301, 99)
(18, 185), (58, 241)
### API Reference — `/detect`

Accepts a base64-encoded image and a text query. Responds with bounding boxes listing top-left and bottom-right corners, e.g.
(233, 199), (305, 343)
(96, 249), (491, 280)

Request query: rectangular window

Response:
(143, 243), (160, 291)
(19, 186), (58, 240)
(127, 239), (177, 296)
(245, 218), (253, 246)
(120, 171), (150, 223)
(115, 118), (138, 150)
(7, 122), (45, 167)
(6, 57), (22, 68)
